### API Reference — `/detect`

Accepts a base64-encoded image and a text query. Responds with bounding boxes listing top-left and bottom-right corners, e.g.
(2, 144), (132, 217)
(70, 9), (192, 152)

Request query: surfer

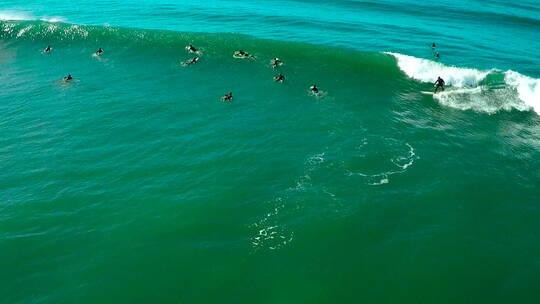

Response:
(63, 74), (73, 82)
(431, 42), (436, 49)
(221, 92), (233, 102)
(181, 57), (199, 66)
(434, 77), (445, 93)
(310, 84), (319, 94)
(95, 48), (104, 56)
(44, 45), (52, 53)
(186, 44), (202, 55)
(274, 73), (285, 83)
(234, 50), (255, 59)
(434, 52), (440, 59)
(270, 57), (282, 68)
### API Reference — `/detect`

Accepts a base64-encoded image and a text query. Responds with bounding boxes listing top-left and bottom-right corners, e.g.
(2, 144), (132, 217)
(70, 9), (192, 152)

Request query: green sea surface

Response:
(1, 8), (540, 304)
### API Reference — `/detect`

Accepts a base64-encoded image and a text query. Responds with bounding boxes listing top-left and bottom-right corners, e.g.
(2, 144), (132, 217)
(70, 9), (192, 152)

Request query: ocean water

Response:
(1, 1), (540, 303)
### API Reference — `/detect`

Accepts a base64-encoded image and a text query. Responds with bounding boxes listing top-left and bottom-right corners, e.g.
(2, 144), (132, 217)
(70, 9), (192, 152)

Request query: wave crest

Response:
(505, 71), (540, 114)
(385, 52), (491, 87)
(1, 16), (538, 116)
(0, 10), (65, 23)
(386, 52), (540, 114)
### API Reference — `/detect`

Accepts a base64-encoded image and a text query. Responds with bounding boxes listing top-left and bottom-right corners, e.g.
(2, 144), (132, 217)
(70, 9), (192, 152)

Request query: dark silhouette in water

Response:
(270, 57), (282, 68)
(274, 74), (285, 83)
(186, 44), (202, 55)
(234, 50), (255, 59)
(434, 76), (445, 93)
(181, 57), (199, 66)
(221, 92), (233, 102)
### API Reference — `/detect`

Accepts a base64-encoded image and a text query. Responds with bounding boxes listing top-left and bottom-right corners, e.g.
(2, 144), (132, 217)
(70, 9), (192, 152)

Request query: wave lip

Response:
(384, 52), (491, 87)
(504, 70), (540, 114)
(0, 10), (65, 23)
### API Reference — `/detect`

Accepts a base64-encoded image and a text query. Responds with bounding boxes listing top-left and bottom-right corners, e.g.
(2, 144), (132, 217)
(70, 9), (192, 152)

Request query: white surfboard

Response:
(420, 91), (436, 95)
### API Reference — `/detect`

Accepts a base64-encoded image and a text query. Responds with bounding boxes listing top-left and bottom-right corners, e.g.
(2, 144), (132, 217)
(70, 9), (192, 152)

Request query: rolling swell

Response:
(1, 19), (538, 115)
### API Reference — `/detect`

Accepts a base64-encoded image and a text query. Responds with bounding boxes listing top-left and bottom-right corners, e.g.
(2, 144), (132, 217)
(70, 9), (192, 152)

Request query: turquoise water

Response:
(1, 1), (540, 303)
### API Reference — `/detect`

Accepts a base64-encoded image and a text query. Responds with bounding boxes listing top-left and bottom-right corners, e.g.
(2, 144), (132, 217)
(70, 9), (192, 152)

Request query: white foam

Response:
(41, 17), (65, 23)
(250, 197), (294, 252)
(505, 71), (540, 114)
(430, 81), (538, 114)
(391, 143), (416, 169)
(16, 25), (32, 37)
(386, 52), (540, 115)
(432, 86), (529, 114)
(385, 52), (491, 87)
(348, 140), (418, 186)
(0, 11), (33, 21)
(306, 152), (325, 166)
(0, 10), (65, 23)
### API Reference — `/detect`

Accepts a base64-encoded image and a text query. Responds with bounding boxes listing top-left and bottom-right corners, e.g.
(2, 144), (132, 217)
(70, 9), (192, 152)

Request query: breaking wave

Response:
(0, 17), (538, 116)
(386, 52), (539, 114)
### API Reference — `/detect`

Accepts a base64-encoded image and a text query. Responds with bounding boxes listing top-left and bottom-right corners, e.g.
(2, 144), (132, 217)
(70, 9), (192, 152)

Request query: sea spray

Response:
(385, 52), (540, 114)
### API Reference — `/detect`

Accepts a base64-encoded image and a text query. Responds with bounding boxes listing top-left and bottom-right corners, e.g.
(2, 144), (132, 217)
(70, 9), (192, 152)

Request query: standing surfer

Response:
(434, 77), (445, 93)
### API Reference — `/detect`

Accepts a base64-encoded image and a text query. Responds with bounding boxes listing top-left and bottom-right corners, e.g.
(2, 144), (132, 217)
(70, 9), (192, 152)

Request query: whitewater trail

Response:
(385, 52), (491, 87)
(384, 52), (540, 114)
(385, 52), (540, 115)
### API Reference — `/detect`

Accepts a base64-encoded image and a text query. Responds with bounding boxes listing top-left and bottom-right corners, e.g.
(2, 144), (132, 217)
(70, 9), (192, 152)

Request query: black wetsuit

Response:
(183, 57), (198, 66)
(434, 78), (445, 93)
(236, 51), (252, 58)
(222, 93), (233, 102)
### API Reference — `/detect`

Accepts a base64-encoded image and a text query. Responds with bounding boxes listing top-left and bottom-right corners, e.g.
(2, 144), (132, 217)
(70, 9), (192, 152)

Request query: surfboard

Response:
(233, 54), (255, 59)
(420, 91), (436, 95)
